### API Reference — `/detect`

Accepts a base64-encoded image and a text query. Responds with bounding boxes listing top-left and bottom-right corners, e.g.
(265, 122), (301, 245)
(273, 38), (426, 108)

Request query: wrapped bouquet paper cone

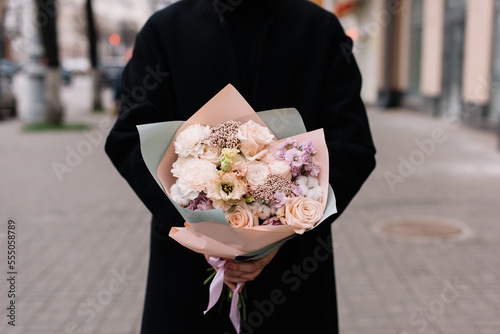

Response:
(137, 84), (337, 261)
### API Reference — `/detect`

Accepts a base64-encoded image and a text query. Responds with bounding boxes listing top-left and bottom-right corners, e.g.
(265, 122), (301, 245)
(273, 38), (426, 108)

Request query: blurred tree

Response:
(85, 0), (103, 111)
(36, 0), (64, 125)
(0, 0), (7, 99)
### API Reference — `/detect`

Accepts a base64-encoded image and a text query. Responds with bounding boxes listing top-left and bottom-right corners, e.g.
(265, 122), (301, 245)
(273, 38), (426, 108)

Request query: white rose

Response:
(225, 202), (258, 229)
(200, 145), (221, 165)
(280, 197), (324, 235)
(237, 120), (275, 161)
(174, 124), (211, 158)
(268, 160), (292, 180)
(246, 161), (271, 187)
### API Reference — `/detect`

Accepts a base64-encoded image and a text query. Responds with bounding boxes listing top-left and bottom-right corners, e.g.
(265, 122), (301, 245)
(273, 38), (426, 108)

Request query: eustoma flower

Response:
(207, 172), (247, 208)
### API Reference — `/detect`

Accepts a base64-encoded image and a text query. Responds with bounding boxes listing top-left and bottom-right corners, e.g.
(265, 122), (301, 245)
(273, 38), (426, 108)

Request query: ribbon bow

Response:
(204, 256), (243, 334)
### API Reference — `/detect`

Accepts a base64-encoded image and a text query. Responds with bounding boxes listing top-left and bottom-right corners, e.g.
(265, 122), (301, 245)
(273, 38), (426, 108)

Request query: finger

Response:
(224, 260), (265, 274)
(224, 267), (262, 279)
(225, 270), (263, 284)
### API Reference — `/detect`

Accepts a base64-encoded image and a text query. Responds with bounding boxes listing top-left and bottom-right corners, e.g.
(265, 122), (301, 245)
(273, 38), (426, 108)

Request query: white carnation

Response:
(170, 182), (198, 207)
(174, 124), (211, 158)
(171, 157), (190, 178)
(171, 157), (217, 193)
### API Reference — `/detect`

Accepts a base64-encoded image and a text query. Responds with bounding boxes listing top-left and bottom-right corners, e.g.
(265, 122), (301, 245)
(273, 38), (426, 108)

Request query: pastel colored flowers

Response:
(170, 120), (324, 234)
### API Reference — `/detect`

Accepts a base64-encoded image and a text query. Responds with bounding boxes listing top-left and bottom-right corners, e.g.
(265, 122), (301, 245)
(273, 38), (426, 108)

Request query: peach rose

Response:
(237, 120), (274, 161)
(225, 202), (258, 229)
(260, 141), (280, 163)
(268, 160), (292, 180)
(278, 196), (324, 234)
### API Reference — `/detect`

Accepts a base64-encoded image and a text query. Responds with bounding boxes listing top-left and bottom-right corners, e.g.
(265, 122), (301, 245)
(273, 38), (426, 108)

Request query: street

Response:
(0, 78), (499, 333)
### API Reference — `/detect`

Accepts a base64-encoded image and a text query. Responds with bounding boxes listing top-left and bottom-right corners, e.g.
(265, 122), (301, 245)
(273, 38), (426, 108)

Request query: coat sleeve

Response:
(104, 17), (181, 228)
(319, 18), (377, 218)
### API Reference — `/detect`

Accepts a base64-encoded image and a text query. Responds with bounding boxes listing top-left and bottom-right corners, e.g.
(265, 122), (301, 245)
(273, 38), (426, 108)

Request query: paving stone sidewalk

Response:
(0, 104), (499, 334)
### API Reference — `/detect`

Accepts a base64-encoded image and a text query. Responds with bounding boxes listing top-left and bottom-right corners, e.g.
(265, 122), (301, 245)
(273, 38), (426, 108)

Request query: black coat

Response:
(105, 1), (376, 333)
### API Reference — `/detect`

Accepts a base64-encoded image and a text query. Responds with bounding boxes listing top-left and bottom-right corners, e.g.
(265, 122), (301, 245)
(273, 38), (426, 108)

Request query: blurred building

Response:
(317, 0), (500, 136)
(4, 0), (150, 64)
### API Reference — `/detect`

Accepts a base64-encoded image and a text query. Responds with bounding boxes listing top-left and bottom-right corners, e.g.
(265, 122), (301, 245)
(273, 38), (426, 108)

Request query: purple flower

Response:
(275, 138), (298, 160)
(304, 161), (321, 177)
(284, 148), (303, 167)
(271, 192), (286, 209)
(282, 138), (298, 150)
(300, 140), (315, 157)
(292, 185), (302, 196)
(186, 193), (214, 211)
(262, 216), (283, 226)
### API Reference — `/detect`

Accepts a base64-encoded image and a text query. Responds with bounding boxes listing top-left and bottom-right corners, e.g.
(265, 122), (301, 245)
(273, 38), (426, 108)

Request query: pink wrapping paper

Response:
(157, 84), (330, 259)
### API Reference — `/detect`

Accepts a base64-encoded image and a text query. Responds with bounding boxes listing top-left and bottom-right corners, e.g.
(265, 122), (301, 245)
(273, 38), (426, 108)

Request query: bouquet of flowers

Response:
(137, 84), (337, 333)
(169, 118), (325, 234)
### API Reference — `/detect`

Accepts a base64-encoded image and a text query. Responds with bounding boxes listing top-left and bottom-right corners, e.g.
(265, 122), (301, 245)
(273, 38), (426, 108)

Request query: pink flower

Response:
(271, 192), (286, 209)
(262, 216), (283, 226)
(186, 193), (214, 211)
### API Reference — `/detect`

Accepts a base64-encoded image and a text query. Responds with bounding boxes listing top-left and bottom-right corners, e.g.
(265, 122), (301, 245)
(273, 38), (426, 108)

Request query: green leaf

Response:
(245, 196), (256, 204)
(203, 271), (216, 286)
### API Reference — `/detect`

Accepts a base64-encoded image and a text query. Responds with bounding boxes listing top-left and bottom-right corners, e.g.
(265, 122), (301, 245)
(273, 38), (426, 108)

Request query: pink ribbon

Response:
(204, 256), (243, 334)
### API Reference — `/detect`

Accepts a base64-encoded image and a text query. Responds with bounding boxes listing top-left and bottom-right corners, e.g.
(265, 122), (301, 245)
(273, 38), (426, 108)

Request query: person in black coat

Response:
(105, 0), (376, 333)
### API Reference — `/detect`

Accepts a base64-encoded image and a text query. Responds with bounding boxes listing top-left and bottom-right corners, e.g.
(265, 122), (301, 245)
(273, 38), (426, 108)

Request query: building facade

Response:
(316, 0), (500, 141)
